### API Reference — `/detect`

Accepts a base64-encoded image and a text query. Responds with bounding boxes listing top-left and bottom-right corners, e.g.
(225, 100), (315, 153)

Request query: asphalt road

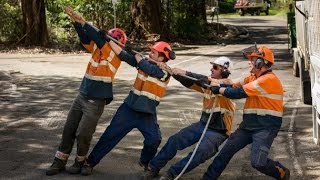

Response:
(0, 16), (319, 180)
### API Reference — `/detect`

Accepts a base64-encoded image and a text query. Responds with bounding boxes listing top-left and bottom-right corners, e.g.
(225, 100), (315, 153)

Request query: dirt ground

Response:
(1, 16), (320, 180)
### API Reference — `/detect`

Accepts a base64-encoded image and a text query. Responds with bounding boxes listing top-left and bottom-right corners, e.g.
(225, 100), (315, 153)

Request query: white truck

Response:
(292, 0), (320, 144)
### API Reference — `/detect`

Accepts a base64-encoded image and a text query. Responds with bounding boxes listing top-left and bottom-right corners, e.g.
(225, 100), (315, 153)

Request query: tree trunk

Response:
(186, 0), (206, 21)
(130, 0), (162, 41)
(171, 0), (207, 40)
(164, 0), (172, 38)
(21, 0), (48, 46)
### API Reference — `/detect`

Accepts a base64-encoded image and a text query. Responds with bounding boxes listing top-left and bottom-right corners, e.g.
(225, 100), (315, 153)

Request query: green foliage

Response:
(45, 0), (75, 46)
(170, 0), (207, 41)
(218, 0), (235, 14)
(1, 0), (294, 46)
(114, 0), (132, 31)
(268, 1), (293, 16)
(173, 17), (206, 40)
(268, 8), (286, 16)
(45, 0), (132, 46)
(0, 0), (132, 46)
(0, 0), (22, 43)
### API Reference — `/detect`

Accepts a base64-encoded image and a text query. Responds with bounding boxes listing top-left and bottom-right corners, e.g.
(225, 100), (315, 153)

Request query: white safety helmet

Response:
(210, 56), (232, 78)
(210, 56), (232, 70)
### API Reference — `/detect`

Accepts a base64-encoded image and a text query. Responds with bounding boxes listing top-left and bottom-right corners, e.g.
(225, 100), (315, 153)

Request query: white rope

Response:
(174, 97), (218, 180)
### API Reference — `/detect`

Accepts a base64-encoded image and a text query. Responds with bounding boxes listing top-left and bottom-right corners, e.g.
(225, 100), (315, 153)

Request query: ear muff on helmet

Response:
(149, 41), (175, 61)
(211, 57), (232, 78)
(221, 67), (231, 78)
(255, 58), (268, 69)
(164, 47), (176, 60)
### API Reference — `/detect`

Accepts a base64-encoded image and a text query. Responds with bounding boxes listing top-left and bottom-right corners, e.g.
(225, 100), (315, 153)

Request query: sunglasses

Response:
(212, 65), (222, 70)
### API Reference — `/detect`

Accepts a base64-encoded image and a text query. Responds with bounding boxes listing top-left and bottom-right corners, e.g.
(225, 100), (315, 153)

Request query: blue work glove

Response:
(210, 86), (220, 94)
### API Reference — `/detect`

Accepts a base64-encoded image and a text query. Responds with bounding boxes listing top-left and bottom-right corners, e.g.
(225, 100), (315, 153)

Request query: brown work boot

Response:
(281, 167), (290, 180)
(66, 158), (85, 174)
(46, 157), (67, 176)
(277, 166), (290, 180)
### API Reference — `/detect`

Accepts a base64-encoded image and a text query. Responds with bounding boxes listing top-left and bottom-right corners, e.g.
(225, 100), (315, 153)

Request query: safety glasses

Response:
(212, 65), (222, 70)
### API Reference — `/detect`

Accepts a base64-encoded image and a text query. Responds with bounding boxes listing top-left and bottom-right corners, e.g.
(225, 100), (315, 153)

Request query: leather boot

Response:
(46, 157), (67, 176)
(66, 158), (85, 174)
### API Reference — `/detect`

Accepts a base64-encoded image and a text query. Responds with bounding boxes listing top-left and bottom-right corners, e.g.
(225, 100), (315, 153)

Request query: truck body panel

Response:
(293, 0), (320, 144)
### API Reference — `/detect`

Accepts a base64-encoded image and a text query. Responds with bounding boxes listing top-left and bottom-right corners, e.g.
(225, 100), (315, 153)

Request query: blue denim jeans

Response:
(203, 127), (287, 180)
(88, 103), (161, 166)
(149, 121), (227, 177)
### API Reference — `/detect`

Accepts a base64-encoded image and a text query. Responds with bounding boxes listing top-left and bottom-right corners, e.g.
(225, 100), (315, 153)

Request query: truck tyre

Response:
(312, 103), (320, 144)
(302, 80), (312, 105)
(293, 61), (300, 77)
(293, 48), (300, 77)
(240, 9), (245, 16)
(299, 58), (312, 105)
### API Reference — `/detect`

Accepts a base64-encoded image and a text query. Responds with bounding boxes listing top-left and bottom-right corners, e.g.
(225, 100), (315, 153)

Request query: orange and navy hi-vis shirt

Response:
(74, 22), (121, 103)
(231, 71), (284, 129)
(173, 72), (236, 136)
(81, 42), (121, 97)
(128, 70), (170, 114)
(117, 51), (171, 114)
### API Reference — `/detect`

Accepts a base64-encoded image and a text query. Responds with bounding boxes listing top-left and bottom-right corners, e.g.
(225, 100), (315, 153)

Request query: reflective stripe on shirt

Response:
(244, 108), (283, 117)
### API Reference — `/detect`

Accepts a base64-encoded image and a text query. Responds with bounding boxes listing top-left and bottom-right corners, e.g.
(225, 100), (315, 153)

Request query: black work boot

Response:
(66, 158), (85, 174)
(139, 161), (148, 171)
(141, 168), (158, 180)
(81, 161), (93, 176)
(46, 157), (67, 176)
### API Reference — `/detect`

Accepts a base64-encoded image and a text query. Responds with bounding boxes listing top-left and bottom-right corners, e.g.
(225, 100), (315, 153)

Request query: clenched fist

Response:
(64, 6), (86, 25)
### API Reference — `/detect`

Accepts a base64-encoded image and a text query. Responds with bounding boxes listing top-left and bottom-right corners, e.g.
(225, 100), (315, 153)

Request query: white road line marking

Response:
(288, 100), (303, 175)
(170, 46), (229, 67)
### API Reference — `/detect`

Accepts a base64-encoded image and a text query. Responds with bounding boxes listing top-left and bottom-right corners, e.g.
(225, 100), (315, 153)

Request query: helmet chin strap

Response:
(250, 67), (259, 77)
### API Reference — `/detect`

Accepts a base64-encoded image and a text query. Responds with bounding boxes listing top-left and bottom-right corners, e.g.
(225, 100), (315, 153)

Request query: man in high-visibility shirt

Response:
(141, 57), (235, 180)
(203, 46), (290, 180)
(46, 6), (127, 176)
(80, 40), (176, 176)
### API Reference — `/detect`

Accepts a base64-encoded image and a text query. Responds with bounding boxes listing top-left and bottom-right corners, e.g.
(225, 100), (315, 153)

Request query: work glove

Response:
(123, 45), (136, 56)
(210, 86), (221, 94)
(99, 30), (111, 42)
(195, 77), (210, 87)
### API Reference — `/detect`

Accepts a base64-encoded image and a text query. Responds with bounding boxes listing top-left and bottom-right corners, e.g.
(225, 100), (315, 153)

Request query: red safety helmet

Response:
(149, 41), (175, 60)
(108, 28), (127, 45)
(247, 46), (274, 64)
